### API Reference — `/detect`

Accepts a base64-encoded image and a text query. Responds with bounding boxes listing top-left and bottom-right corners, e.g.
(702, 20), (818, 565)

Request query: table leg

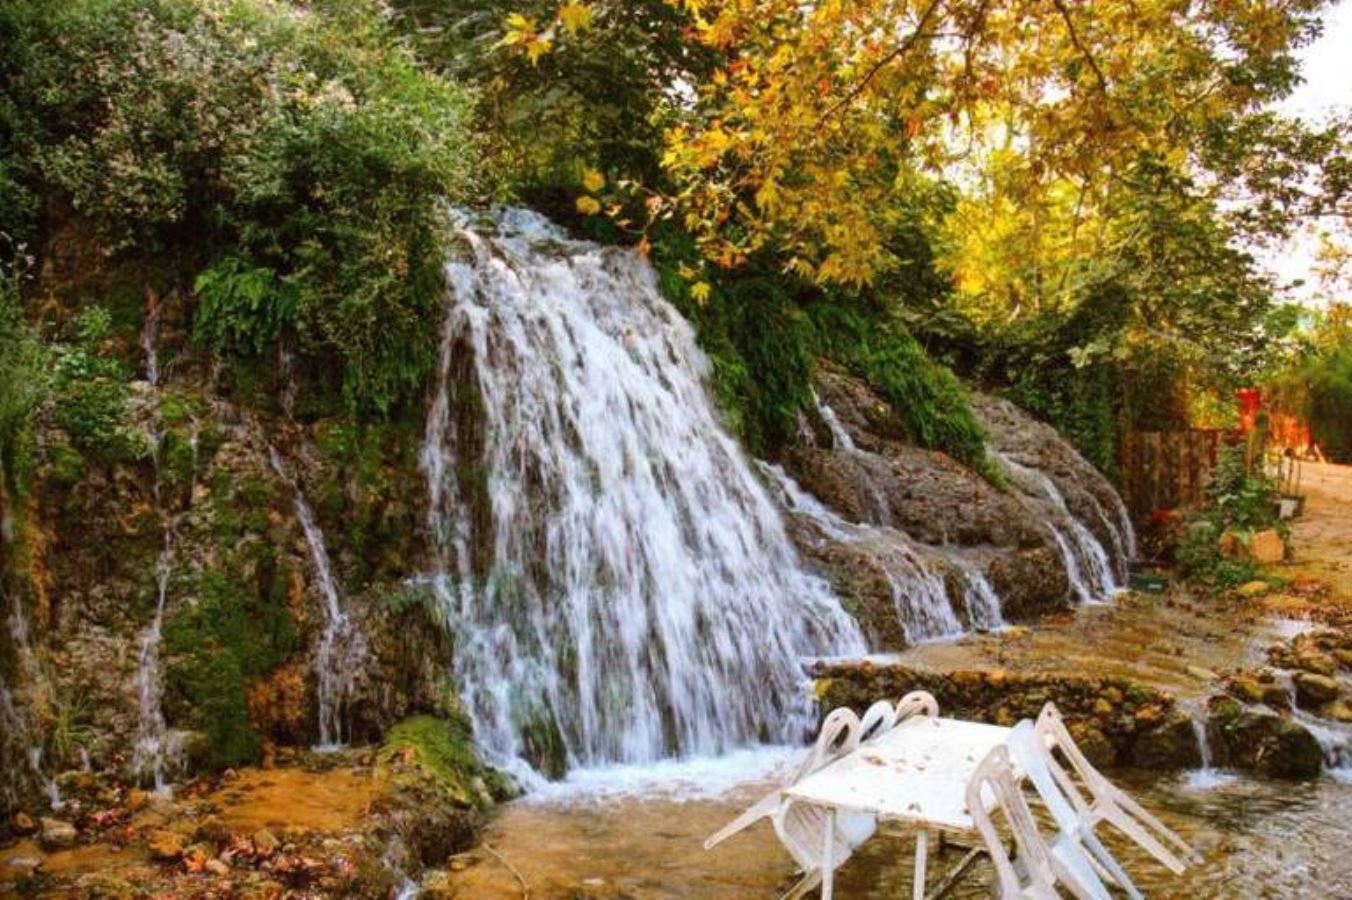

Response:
(821, 808), (836, 900)
(913, 829), (928, 900)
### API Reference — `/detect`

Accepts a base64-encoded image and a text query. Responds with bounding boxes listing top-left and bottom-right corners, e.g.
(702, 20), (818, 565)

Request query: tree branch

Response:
(1049, 0), (1110, 96)
(816, 0), (946, 127)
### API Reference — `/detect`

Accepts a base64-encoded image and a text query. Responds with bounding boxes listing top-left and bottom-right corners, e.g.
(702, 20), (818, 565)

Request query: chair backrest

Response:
(1034, 703), (1108, 813)
(966, 744), (1060, 899)
(860, 700), (898, 743)
(1009, 721), (1081, 833)
(895, 690), (939, 722)
(800, 707), (863, 777)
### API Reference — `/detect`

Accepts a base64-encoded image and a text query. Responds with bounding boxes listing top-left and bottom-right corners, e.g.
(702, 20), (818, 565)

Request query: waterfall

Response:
(3, 532), (62, 808)
(1183, 711), (1233, 790)
(130, 524), (178, 792)
(760, 463), (964, 642)
(143, 292), (160, 388)
(950, 557), (1006, 633)
(421, 209), (864, 773)
(269, 448), (364, 748)
(994, 450), (1122, 601)
(815, 391), (857, 452)
(129, 338), (193, 791)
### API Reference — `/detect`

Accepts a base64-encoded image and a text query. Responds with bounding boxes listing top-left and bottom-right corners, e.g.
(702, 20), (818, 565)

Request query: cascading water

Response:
(950, 557), (1006, 633)
(1183, 708), (1234, 790)
(130, 444), (185, 792)
(130, 318), (191, 791)
(269, 448), (364, 748)
(3, 597), (61, 810)
(421, 209), (864, 773)
(760, 463), (964, 642)
(994, 450), (1122, 601)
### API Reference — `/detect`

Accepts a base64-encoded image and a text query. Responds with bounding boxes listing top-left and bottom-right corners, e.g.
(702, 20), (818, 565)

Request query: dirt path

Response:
(1285, 461), (1352, 597)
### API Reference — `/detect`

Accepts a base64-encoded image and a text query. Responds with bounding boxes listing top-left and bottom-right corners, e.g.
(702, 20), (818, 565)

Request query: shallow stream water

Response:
(449, 755), (1352, 899)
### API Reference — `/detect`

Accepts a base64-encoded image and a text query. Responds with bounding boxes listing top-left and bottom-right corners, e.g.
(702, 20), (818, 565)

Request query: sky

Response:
(1260, 0), (1352, 304)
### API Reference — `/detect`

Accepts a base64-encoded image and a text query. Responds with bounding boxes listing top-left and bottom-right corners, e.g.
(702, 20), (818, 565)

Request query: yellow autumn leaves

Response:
(499, 3), (593, 66)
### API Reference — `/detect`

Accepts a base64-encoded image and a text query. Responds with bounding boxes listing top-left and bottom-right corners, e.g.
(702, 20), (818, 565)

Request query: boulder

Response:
(1294, 672), (1341, 707)
(1210, 698), (1324, 778)
(1130, 712), (1203, 770)
(39, 817), (78, 850)
(1319, 700), (1352, 723)
(1249, 529), (1286, 564)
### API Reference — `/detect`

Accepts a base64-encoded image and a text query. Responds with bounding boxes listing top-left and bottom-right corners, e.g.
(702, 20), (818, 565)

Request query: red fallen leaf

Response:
(184, 850), (211, 874)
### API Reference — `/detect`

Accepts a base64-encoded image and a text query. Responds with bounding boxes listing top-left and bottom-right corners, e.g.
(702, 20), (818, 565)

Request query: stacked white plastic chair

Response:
(1007, 721), (1138, 900)
(1031, 703), (1198, 874)
(966, 744), (1064, 899)
(705, 691), (940, 898)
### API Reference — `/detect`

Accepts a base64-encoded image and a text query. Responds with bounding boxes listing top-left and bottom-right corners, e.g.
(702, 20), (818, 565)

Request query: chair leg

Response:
(913, 829), (929, 900)
(780, 869), (822, 900)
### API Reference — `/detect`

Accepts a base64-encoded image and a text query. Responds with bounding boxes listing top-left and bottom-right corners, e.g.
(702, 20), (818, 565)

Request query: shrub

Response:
(0, 0), (481, 413)
(50, 308), (147, 461)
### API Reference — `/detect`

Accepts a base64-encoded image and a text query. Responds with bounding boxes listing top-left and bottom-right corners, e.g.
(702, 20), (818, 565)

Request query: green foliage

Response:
(806, 297), (994, 477)
(50, 308), (147, 461)
(193, 258), (297, 357)
(1176, 446), (1283, 590)
(164, 565), (298, 770)
(394, 0), (713, 199)
(1, 0), (480, 413)
(0, 272), (45, 496)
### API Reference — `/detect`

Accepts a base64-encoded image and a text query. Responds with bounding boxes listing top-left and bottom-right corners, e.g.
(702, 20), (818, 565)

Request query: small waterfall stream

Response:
(4, 595), (61, 809)
(129, 311), (195, 791)
(269, 448), (364, 748)
(421, 209), (864, 774)
(994, 450), (1123, 601)
(1183, 710), (1234, 790)
(760, 463), (964, 642)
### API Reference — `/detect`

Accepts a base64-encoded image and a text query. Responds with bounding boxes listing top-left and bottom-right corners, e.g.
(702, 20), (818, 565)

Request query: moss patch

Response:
(378, 714), (504, 809)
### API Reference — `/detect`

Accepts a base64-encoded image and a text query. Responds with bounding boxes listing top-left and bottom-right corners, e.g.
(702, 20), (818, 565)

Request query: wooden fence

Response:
(1118, 429), (1237, 524)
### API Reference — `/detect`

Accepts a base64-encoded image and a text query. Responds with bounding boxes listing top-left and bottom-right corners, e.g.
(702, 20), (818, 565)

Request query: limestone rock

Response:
(1249, 529), (1286, 564)
(1236, 580), (1271, 598)
(39, 817), (78, 850)
(1210, 702), (1323, 778)
(1319, 700), (1352, 723)
(1333, 649), (1352, 671)
(1186, 665), (1218, 681)
(1295, 672), (1341, 707)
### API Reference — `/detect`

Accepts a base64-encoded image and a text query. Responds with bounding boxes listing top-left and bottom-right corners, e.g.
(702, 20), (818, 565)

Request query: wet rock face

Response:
(970, 393), (1131, 574)
(2, 363), (456, 812)
(775, 370), (1130, 644)
(1208, 697), (1324, 779)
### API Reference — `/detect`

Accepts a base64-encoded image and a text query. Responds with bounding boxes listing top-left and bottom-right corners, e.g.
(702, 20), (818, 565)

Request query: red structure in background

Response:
(1236, 387), (1314, 454)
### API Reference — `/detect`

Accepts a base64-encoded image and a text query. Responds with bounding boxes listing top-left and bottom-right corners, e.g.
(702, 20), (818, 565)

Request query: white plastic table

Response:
(783, 716), (1012, 900)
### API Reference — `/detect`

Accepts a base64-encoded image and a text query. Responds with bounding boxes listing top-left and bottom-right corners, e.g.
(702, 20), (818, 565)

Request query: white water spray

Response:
(269, 447), (364, 748)
(760, 462), (964, 642)
(994, 450), (1122, 601)
(421, 209), (864, 773)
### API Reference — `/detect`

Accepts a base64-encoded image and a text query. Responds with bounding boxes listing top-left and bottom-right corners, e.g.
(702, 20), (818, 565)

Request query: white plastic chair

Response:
(966, 744), (1062, 899)
(859, 700), (899, 743)
(895, 689), (940, 722)
(703, 707), (865, 850)
(1034, 703), (1198, 873)
(1008, 721), (1141, 900)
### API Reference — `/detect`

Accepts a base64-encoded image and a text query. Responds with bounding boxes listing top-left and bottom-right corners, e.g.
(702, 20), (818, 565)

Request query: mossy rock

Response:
(378, 715), (509, 809)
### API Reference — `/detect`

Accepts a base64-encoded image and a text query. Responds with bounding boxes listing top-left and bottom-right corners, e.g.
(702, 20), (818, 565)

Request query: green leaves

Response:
(193, 259), (297, 357)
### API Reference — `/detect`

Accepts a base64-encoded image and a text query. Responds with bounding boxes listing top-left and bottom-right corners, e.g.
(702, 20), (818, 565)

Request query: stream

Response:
(443, 758), (1352, 898)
